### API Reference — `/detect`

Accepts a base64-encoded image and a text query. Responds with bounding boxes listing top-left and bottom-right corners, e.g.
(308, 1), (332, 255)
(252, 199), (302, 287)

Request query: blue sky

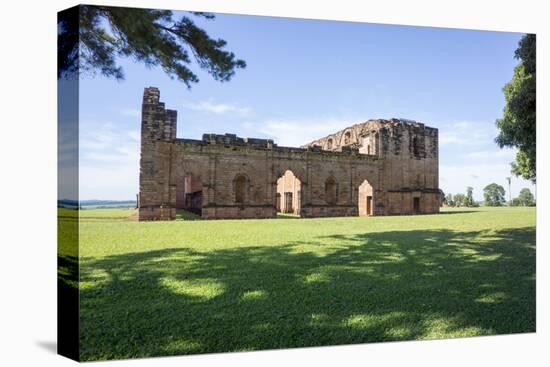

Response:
(79, 11), (535, 201)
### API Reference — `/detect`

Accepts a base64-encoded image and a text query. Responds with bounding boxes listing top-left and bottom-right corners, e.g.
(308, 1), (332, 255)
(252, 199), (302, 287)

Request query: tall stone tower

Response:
(138, 87), (177, 220)
(375, 120), (439, 213)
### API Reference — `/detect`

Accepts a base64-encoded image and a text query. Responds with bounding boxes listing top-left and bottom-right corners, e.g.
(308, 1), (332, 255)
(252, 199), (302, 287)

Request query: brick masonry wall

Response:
(167, 141), (383, 219)
(139, 88), (440, 220)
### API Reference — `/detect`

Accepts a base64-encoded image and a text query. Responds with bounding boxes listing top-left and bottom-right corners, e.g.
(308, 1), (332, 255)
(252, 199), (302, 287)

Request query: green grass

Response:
(65, 207), (535, 360)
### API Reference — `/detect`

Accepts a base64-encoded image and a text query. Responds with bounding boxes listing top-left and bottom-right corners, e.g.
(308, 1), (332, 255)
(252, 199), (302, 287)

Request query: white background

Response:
(0, 0), (547, 365)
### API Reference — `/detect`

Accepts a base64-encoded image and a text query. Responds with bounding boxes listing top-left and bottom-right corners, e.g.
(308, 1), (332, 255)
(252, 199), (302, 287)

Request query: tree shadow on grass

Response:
(437, 210), (481, 214)
(77, 227), (535, 361)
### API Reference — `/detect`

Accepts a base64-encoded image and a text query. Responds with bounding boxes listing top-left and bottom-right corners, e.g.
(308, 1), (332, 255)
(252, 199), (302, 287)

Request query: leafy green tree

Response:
(439, 190), (446, 206)
(495, 34), (536, 182)
(517, 188), (535, 206)
(510, 197), (522, 207)
(58, 5), (246, 87)
(453, 193), (466, 207)
(445, 193), (454, 207)
(465, 186), (474, 207)
(483, 183), (506, 206)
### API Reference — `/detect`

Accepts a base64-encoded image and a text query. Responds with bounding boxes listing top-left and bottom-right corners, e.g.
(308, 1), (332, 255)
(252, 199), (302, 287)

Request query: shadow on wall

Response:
(74, 227), (535, 360)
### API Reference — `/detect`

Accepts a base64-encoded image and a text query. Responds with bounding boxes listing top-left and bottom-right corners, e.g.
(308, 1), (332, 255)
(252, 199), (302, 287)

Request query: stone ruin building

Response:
(138, 87), (441, 220)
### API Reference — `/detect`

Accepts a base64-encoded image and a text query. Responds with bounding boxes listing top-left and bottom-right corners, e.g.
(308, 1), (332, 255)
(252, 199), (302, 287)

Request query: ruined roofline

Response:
(301, 118), (438, 148)
(142, 87), (434, 155)
(173, 136), (379, 159)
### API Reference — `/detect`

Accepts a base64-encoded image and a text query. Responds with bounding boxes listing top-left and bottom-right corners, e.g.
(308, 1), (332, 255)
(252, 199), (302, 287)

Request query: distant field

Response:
(61, 207), (536, 360)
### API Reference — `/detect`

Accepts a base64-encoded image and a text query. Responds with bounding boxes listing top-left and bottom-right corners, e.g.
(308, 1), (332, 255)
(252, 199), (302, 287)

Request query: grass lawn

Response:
(62, 206), (535, 360)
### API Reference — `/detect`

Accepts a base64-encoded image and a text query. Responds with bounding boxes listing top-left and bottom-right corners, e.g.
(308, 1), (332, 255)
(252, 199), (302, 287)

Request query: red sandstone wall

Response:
(138, 88), (440, 221)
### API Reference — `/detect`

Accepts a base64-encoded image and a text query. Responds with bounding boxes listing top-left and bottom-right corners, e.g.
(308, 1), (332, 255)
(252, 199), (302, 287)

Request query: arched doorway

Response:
(276, 170), (301, 216)
(358, 179), (374, 216)
(176, 174), (203, 216)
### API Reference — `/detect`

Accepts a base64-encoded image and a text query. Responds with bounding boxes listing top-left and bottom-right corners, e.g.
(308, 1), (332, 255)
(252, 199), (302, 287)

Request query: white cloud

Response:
(439, 120), (498, 147)
(128, 130), (140, 142)
(79, 163), (139, 200)
(440, 161), (535, 201)
(465, 149), (516, 161)
(251, 118), (358, 147)
(182, 100), (251, 116)
(120, 108), (141, 118)
(80, 122), (139, 149)
(437, 121), (535, 201)
(79, 122), (140, 200)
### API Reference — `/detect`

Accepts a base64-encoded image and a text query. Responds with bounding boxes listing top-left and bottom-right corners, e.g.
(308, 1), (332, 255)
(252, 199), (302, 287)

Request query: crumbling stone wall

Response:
(138, 87), (440, 220)
(303, 118), (440, 215)
(138, 87), (177, 220)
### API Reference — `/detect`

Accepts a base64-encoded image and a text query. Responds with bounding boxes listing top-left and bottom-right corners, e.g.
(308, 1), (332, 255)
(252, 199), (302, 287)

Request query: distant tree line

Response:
(510, 188), (536, 206)
(441, 184), (535, 207)
(443, 187), (479, 208)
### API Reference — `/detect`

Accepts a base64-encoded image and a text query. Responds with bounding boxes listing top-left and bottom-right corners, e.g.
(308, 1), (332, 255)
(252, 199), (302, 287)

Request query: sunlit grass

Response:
(66, 206), (536, 360)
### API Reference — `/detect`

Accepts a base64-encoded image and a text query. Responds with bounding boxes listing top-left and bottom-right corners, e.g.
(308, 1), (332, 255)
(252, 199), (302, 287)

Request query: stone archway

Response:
(358, 179), (374, 216)
(176, 173), (203, 216)
(276, 170), (302, 216)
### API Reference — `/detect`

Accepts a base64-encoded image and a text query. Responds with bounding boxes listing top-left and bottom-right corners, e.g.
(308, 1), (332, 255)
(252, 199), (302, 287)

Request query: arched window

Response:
(344, 131), (351, 145)
(325, 177), (338, 205)
(327, 138), (333, 150)
(234, 175), (247, 203)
